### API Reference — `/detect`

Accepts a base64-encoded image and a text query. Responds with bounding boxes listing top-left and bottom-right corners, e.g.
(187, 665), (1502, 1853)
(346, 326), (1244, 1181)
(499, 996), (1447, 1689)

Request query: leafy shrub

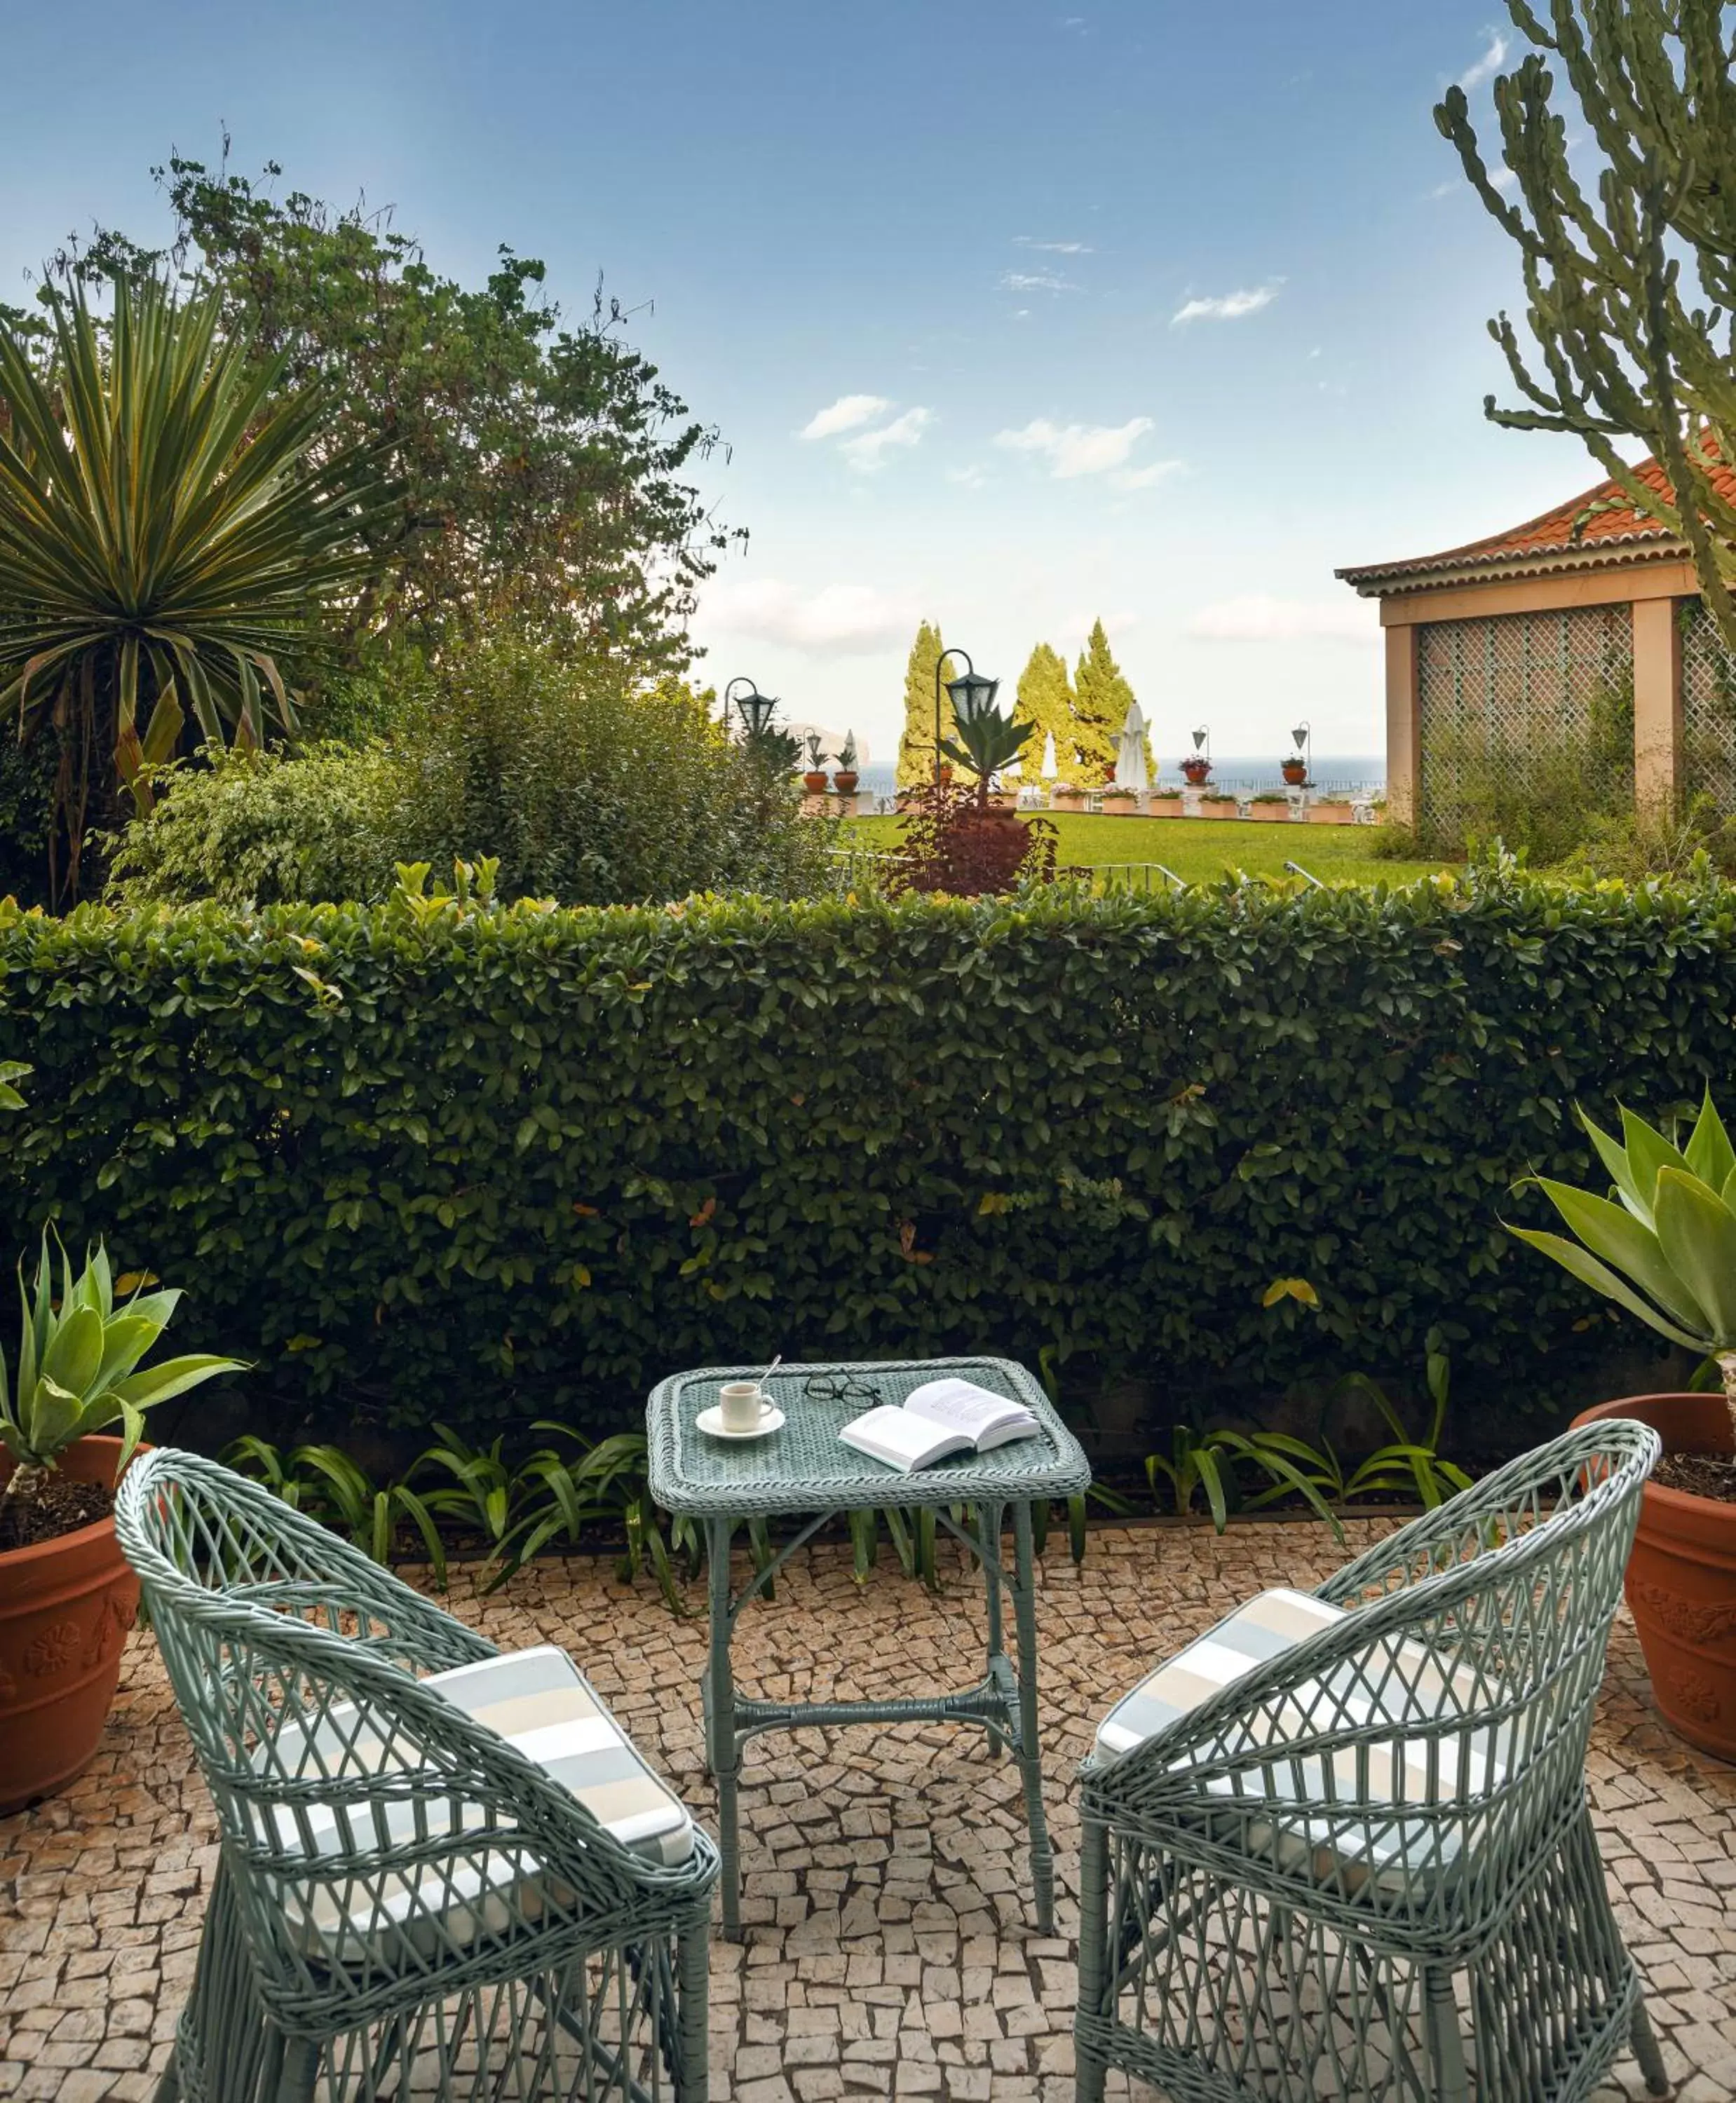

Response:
(2, 866), (1731, 1450)
(105, 743), (412, 908)
(892, 782), (1058, 896)
(104, 631), (834, 909)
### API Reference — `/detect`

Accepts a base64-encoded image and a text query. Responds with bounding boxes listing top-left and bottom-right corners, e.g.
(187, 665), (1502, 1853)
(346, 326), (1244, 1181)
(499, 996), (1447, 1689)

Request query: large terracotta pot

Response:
(0, 1436), (142, 1813)
(1571, 1394), (1736, 1762)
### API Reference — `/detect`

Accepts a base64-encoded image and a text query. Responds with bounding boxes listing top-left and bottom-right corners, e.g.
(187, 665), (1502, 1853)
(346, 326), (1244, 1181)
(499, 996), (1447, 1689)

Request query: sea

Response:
(848, 755), (1387, 812)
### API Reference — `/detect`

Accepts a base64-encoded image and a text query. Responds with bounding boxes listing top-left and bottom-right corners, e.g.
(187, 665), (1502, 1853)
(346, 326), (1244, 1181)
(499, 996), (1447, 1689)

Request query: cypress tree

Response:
(1015, 643), (1085, 786)
(1073, 619), (1134, 782)
(895, 620), (952, 789)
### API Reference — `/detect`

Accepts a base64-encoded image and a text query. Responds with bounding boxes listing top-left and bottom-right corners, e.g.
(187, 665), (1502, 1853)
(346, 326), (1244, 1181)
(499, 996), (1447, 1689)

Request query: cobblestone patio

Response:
(2, 1519), (1733, 2102)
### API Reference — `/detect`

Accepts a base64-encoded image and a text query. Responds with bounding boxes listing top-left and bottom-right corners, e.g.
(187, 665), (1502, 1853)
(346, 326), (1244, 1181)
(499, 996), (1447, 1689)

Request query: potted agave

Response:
(1, 1231), (244, 1810)
(832, 732), (860, 798)
(1512, 1090), (1736, 1759)
(801, 733), (831, 796)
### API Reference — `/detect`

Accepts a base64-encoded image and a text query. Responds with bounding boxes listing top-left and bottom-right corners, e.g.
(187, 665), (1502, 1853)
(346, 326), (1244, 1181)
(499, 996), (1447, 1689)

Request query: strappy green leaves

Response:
(0, 271), (391, 879)
(1510, 1089), (1736, 1356)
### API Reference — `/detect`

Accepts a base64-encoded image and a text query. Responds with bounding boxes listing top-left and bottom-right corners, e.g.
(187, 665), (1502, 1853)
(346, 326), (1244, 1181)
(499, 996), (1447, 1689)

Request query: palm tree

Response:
(0, 273), (388, 892)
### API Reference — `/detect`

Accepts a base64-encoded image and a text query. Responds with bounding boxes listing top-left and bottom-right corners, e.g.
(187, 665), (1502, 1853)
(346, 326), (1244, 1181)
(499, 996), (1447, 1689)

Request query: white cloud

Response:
(1458, 29), (1508, 90)
(1115, 460), (1184, 491)
(1015, 236), (1093, 254)
(1490, 165), (1519, 193)
(839, 405), (933, 469)
(946, 464), (988, 489)
(995, 415), (1158, 479)
(1172, 284), (1281, 326)
(798, 393), (891, 442)
(1187, 596), (1380, 646)
(1000, 269), (1078, 293)
(703, 578), (916, 655)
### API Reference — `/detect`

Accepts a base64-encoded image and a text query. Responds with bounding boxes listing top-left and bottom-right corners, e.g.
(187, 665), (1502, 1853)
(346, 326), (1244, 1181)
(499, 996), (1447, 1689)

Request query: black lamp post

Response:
(724, 676), (779, 742)
(1286, 719), (1312, 787)
(934, 648), (1001, 784)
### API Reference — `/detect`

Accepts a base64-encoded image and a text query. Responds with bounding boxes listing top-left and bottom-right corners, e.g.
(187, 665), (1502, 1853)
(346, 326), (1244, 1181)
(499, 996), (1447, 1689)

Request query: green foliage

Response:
(104, 631), (834, 910)
(1014, 644), (1090, 789)
(1146, 1338), (1472, 1534)
(1564, 793), (1736, 882)
(0, 273), (385, 890)
(1510, 1088), (1736, 1420)
(938, 707), (1036, 794)
(1434, 2), (1736, 652)
(895, 622), (951, 791)
(0, 1234), (244, 1483)
(8, 865), (1736, 1443)
(104, 743), (411, 908)
(1071, 620), (1132, 783)
(64, 148), (735, 673)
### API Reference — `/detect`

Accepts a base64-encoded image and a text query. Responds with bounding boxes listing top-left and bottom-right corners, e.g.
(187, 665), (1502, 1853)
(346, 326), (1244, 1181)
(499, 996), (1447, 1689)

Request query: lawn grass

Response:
(842, 810), (1451, 886)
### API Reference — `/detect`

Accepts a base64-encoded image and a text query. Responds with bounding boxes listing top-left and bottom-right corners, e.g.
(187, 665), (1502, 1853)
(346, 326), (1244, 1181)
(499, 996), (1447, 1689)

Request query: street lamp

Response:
(934, 648), (1001, 784)
(1287, 719), (1312, 787)
(724, 676), (780, 742)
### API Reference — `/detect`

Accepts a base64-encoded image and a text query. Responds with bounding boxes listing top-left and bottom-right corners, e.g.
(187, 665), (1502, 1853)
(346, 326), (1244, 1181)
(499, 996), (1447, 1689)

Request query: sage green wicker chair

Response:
(116, 1448), (717, 2103)
(1074, 1419), (1669, 2103)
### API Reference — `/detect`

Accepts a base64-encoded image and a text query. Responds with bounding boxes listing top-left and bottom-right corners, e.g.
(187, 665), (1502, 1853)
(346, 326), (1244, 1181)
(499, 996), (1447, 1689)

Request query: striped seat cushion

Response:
(256, 1645), (693, 1961)
(1094, 1588), (1509, 1897)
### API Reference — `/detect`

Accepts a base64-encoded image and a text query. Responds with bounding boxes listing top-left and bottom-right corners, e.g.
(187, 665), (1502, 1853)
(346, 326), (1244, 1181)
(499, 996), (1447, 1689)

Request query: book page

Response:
(837, 1406), (970, 1472)
(904, 1377), (1035, 1443)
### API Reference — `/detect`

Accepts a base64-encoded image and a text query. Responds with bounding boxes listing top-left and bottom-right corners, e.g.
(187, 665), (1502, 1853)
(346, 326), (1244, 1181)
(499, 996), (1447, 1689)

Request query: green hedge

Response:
(0, 873), (1723, 1442)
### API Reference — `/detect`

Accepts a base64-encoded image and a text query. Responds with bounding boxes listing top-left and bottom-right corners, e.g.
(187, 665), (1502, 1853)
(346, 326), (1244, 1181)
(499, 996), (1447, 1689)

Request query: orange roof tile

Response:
(1337, 447), (1736, 593)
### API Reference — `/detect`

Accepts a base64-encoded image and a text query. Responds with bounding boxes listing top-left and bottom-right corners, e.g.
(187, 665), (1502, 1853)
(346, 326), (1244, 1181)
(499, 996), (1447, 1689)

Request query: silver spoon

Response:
(757, 1353), (782, 1389)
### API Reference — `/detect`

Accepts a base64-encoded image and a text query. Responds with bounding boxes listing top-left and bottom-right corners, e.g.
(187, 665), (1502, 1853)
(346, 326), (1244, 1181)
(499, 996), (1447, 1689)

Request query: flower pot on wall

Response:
(1051, 785), (1084, 811)
(1307, 800), (1355, 824)
(0, 1436), (142, 1814)
(1571, 1394), (1736, 1762)
(1148, 795), (1184, 817)
(832, 770), (859, 796)
(1101, 791), (1138, 815)
(1181, 759), (1212, 787)
(1282, 759), (1308, 786)
(802, 770), (829, 794)
(1198, 796), (1239, 819)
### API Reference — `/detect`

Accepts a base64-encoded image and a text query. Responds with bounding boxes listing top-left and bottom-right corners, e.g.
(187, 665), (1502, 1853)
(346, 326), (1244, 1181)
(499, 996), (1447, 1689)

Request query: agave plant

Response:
(0, 1234), (247, 1513)
(940, 704), (1035, 807)
(0, 272), (388, 885)
(1510, 1088), (1736, 1437)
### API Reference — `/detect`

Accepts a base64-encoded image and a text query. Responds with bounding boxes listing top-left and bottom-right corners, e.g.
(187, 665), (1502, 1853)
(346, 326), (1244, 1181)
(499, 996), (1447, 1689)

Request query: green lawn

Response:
(843, 811), (1450, 886)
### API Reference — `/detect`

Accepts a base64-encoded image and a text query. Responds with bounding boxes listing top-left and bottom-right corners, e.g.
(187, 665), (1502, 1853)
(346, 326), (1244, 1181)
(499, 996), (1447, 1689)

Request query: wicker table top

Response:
(646, 1356), (1091, 1518)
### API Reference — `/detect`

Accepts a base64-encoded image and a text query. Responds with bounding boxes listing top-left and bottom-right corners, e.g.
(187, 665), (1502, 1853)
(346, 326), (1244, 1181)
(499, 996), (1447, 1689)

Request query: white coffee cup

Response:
(719, 1380), (771, 1433)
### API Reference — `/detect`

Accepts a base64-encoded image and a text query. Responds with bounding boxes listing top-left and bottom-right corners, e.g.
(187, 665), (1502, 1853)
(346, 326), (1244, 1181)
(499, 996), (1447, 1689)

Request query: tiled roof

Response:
(1337, 449), (1736, 593)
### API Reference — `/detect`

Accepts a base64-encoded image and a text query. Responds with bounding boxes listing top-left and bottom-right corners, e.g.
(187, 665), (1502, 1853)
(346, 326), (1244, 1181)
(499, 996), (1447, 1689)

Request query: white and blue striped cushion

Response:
(257, 1645), (693, 1959)
(1095, 1588), (1510, 1895)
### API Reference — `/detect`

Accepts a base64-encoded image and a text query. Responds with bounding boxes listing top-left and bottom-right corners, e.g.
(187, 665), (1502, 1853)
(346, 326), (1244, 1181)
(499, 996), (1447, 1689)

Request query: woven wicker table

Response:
(646, 1355), (1091, 1939)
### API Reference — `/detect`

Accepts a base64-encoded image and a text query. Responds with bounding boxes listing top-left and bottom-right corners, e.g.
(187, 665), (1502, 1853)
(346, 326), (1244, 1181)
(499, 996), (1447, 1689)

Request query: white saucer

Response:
(696, 1405), (786, 1442)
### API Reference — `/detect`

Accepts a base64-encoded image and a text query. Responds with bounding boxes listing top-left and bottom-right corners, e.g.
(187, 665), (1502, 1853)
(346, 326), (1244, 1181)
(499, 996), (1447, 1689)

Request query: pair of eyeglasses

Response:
(801, 1372), (880, 1405)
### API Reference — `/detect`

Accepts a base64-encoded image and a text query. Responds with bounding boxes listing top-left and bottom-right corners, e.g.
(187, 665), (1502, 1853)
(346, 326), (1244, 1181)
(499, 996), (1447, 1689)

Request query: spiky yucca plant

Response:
(0, 273), (388, 884)
(1511, 1088), (1736, 1443)
(0, 1235), (245, 1519)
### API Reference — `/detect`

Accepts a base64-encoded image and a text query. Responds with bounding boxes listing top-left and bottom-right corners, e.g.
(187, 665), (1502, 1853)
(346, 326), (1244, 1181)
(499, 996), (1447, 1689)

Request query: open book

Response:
(837, 1376), (1040, 1474)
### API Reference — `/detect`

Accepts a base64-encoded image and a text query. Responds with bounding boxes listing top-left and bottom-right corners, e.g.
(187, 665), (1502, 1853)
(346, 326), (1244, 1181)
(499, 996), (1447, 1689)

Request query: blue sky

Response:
(1, 1), (1614, 766)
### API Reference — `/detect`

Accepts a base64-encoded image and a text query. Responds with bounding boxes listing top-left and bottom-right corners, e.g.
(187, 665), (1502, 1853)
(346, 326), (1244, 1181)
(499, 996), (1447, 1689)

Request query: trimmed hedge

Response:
(0, 873), (1726, 1441)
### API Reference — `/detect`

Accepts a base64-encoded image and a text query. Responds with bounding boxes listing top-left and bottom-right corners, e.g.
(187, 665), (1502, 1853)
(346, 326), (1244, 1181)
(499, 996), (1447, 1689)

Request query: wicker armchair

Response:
(1074, 1420), (1669, 2103)
(115, 1448), (717, 2103)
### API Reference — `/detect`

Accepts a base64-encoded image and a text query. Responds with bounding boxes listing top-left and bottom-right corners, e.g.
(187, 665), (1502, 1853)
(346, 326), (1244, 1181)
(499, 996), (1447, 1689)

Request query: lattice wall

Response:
(1681, 599), (1736, 812)
(1416, 606), (1634, 837)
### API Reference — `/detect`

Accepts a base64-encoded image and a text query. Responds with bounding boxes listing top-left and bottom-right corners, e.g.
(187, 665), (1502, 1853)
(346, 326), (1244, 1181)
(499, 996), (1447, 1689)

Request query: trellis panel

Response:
(1681, 598), (1736, 812)
(1417, 606), (1634, 836)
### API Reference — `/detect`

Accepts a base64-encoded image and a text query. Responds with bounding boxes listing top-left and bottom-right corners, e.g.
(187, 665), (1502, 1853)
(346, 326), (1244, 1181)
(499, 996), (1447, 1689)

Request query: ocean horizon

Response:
(848, 754), (1387, 805)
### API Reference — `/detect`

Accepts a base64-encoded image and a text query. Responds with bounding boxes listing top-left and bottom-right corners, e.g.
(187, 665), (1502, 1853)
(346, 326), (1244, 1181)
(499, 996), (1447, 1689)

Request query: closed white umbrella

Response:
(1113, 701), (1149, 794)
(1040, 731), (1059, 780)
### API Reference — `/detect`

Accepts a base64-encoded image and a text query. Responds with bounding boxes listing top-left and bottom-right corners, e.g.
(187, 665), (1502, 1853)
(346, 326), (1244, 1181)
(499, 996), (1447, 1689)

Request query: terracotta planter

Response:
(1148, 796), (1184, 817)
(0, 1436), (142, 1813)
(1050, 787), (1084, 811)
(1198, 798), (1239, 819)
(832, 770), (859, 796)
(1571, 1394), (1736, 1762)
(1282, 761), (1308, 786)
(1181, 762), (1212, 787)
(1101, 794), (1138, 815)
(1308, 800), (1354, 824)
(802, 770), (829, 794)
(989, 787), (1021, 811)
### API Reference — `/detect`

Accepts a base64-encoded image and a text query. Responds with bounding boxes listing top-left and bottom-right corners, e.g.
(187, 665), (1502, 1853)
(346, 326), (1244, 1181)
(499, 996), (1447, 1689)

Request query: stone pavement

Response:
(2, 1520), (1733, 2102)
